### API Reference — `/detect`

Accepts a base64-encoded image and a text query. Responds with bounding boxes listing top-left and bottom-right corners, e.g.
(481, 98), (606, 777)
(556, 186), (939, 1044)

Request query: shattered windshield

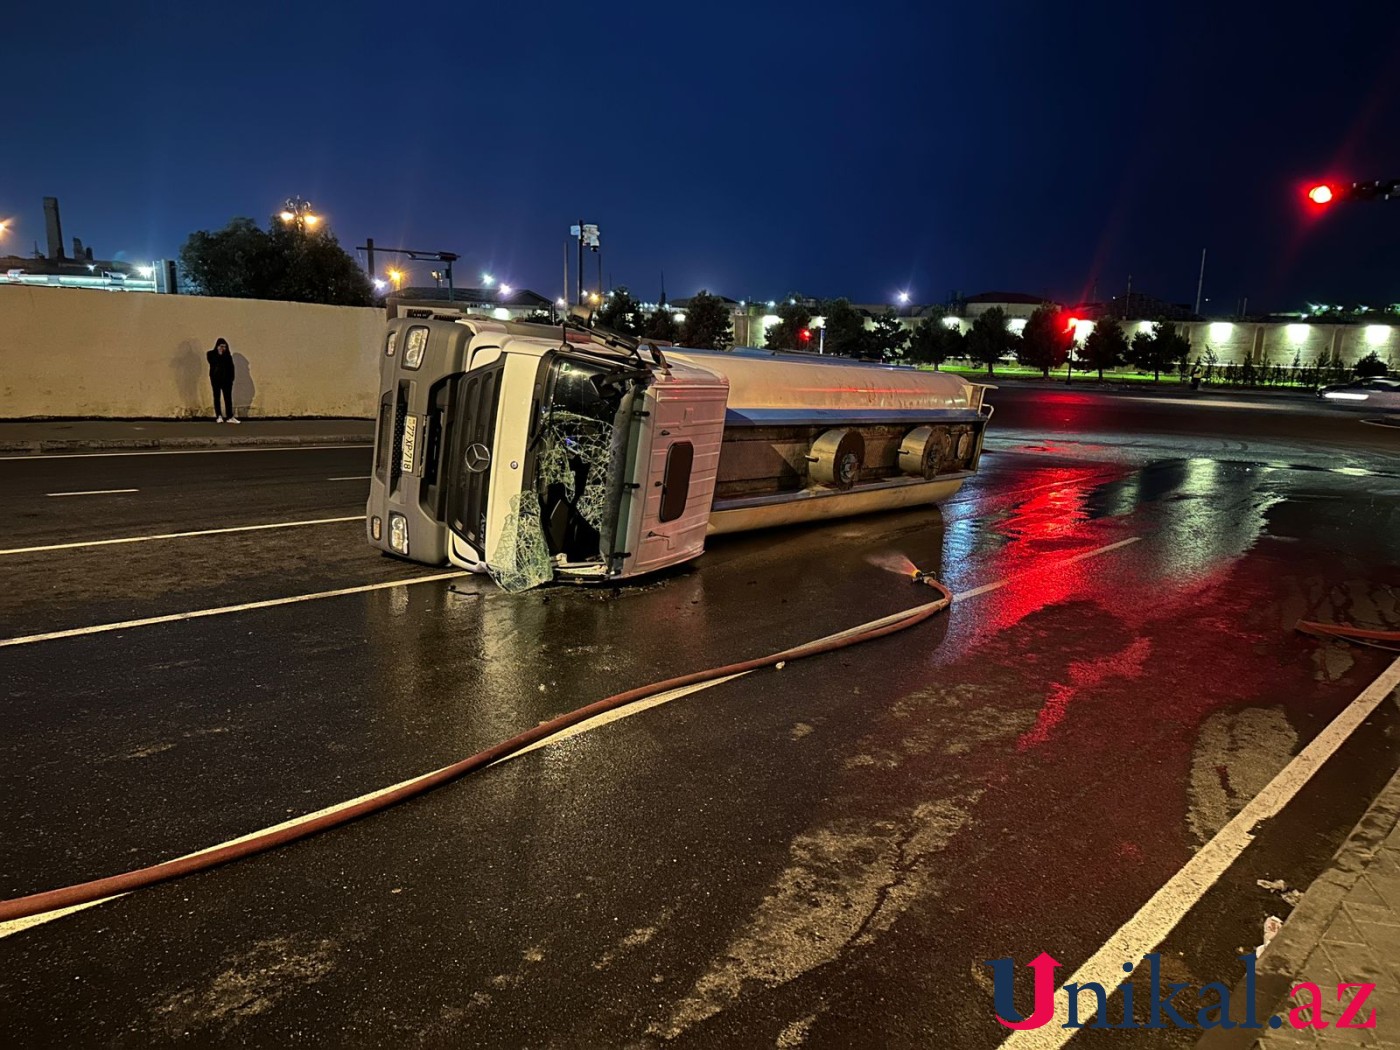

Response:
(487, 355), (631, 592)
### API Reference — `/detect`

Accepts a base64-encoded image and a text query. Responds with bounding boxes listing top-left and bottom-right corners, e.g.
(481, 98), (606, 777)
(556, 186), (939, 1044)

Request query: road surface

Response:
(1, 388), (1396, 1048)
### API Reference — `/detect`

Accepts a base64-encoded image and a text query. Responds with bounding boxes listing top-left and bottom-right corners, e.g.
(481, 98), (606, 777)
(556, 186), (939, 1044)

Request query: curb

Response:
(0, 433), (373, 454)
(1197, 764), (1400, 1048)
(980, 379), (1319, 401)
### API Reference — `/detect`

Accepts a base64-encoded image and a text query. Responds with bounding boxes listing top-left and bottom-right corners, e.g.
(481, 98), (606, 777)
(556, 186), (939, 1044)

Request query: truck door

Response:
(443, 358), (506, 560)
(626, 368), (729, 577)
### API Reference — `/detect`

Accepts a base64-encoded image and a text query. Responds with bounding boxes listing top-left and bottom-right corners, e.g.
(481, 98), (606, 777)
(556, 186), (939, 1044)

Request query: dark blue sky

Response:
(7, 1), (1398, 312)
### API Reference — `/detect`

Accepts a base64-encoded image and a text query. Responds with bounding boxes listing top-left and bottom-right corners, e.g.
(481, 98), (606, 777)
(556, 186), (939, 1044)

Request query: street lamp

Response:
(387, 268), (404, 291)
(278, 196), (321, 230)
(896, 290), (911, 305)
(500, 283), (513, 297)
(482, 273), (495, 286)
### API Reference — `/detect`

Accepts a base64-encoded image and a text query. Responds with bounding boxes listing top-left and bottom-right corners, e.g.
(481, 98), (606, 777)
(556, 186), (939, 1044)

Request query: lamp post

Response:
(570, 222), (600, 305)
(278, 196), (321, 231)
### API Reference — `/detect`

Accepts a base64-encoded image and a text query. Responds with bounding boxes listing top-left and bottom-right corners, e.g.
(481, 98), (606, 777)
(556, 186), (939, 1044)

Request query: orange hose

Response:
(0, 576), (952, 924)
(1296, 620), (1400, 643)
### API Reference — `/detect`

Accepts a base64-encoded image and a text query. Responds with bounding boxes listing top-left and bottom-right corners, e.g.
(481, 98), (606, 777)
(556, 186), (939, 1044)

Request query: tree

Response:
(765, 295), (814, 352)
(1354, 351), (1390, 377)
(642, 305), (680, 343)
(522, 310), (555, 324)
(1126, 318), (1191, 380)
(678, 290), (733, 350)
(264, 221), (374, 306)
(1016, 305), (1073, 377)
(1079, 316), (1128, 379)
(179, 218), (274, 300)
(180, 216), (373, 306)
(907, 316), (964, 370)
(821, 298), (871, 357)
(966, 307), (1017, 375)
(597, 286), (644, 336)
(867, 309), (910, 362)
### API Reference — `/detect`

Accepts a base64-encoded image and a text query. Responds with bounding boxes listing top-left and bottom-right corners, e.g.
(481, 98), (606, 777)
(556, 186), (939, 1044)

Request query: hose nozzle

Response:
(911, 569), (929, 585)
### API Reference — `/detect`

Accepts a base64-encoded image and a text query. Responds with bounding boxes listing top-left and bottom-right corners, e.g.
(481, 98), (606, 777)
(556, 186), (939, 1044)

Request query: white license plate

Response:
(399, 414), (418, 474)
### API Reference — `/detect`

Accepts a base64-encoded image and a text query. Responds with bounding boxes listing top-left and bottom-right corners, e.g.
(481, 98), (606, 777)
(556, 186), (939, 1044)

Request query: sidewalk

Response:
(1207, 765), (1400, 1048)
(0, 418), (374, 454)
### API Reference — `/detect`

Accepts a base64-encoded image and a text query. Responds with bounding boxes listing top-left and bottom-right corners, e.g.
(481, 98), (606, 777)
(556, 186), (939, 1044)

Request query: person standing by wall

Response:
(206, 338), (239, 423)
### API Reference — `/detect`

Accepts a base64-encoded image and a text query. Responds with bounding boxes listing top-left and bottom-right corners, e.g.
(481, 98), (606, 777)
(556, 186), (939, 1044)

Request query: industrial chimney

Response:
(43, 197), (65, 260)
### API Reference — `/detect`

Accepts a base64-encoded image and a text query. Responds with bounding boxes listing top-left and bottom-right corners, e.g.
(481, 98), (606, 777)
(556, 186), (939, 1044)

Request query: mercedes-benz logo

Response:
(464, 443), (492, 473)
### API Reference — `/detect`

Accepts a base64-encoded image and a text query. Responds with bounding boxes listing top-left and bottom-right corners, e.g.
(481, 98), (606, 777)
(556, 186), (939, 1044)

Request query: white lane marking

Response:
(1116, 396), (1299, 412)
(492, 542), (1148, 762)
(2, 471), (1101, 559)
(0, 765), (447, 939)
(0, 516), (363, 557)
(953, 536), (1141, 602)
(0, 535), (1144, 939)
(998, 653), (1400, 1050)
(45, 488), (139, 497)
(0, 571), (467, 649)
(944, 471), (1120, 511)
(0, 444), (371, 462)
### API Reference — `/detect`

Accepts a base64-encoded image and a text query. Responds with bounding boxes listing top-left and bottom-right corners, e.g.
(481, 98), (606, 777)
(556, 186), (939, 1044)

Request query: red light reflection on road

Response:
(1017, 637), (1152, 749)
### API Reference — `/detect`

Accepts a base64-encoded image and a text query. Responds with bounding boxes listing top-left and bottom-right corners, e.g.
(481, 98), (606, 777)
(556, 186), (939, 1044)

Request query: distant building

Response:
(1091, 291), (1195, 322)
(388, 286), (553, 321)
(0, 197), (175, 293)
(955, 291), (1059, 320)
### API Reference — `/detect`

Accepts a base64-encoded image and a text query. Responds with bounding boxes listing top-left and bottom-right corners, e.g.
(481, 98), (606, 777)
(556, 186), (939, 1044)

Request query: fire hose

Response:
(0, 573), (952, 925)
(1296, 620), (1400, 652)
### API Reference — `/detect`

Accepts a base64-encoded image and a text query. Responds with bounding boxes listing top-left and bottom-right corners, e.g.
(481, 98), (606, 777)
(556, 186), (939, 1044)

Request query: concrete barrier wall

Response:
(0, 285), (384, 418)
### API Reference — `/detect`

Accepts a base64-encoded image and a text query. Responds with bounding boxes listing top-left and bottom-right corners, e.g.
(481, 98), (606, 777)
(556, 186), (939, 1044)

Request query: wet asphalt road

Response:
(0, 388), (1397, 1049)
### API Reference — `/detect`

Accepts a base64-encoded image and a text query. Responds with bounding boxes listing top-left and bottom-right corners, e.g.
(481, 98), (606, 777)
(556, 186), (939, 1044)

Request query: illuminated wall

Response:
(0, 284), (384, 418)
(928, 316), (1397, 369)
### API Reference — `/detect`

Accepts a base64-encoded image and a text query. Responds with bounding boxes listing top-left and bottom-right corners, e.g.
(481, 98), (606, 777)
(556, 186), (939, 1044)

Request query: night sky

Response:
(6, 1), (1398, 312)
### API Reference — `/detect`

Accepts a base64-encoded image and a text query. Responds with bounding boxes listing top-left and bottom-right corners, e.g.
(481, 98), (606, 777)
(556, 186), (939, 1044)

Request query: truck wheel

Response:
(807, 429), (865, 490)
(897, 425), (939, 480)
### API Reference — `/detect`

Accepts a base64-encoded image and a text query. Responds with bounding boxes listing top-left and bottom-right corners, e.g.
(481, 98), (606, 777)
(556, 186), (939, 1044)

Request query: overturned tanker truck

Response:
(366, 304), (993, 590)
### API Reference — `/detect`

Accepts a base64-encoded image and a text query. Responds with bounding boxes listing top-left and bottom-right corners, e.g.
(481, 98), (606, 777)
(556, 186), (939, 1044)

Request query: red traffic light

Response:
(799, 328), (811, 341)
(1307, 184), (1334, 206)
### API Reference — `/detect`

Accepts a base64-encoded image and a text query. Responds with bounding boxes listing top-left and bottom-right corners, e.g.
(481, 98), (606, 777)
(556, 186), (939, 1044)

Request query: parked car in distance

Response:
(1317, 375), (1400, 409)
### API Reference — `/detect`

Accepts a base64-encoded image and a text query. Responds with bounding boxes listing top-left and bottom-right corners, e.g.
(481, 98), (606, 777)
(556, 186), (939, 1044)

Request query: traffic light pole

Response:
(357, 245), (460, 299)
(1307, 179), (1400, 206)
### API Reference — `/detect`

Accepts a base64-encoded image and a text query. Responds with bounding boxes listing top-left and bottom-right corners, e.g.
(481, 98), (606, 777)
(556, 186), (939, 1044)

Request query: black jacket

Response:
(207, 349), (235, 383)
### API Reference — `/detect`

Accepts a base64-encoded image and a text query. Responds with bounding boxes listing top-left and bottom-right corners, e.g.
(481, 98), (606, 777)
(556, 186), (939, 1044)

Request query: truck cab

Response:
(367, 314), (728, 588)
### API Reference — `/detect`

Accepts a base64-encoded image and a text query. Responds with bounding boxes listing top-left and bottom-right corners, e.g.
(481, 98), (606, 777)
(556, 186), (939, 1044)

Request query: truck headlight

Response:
(388, 513), (409, 554)
(403, 326), (429, 370)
